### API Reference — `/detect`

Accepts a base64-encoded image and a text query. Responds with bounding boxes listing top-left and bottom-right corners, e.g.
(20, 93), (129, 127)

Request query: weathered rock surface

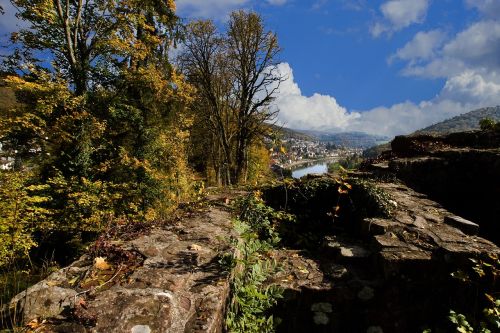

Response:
(269, 180), (499, 333)
(385, 131), (500, 244)
(8, 198), (239, 333)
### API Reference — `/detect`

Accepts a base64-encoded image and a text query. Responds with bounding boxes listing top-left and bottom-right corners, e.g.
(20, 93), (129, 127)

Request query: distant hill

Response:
(413, 106), (500, 136)
(362, 106), (500, 158)
(269, 125), (316, 141)
(300, 130), (390, 148)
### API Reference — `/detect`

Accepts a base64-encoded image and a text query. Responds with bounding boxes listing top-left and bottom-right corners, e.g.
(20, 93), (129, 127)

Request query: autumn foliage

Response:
(0, 0), (194, 267)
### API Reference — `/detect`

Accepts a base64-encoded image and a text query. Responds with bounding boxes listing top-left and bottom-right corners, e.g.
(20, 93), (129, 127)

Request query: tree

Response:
(1, 0), (194, 241)
(7, 0), (180, 95)
(180, 20), (237, 185)
(227, 10), (283, 183)
(180, 11), (283, 185)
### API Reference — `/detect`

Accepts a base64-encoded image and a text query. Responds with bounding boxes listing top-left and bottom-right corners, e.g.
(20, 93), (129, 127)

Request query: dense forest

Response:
(0, 1), (282, 275)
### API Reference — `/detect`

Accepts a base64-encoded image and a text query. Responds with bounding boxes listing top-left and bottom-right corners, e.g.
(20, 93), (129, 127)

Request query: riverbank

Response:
(281, 157), (340, 170)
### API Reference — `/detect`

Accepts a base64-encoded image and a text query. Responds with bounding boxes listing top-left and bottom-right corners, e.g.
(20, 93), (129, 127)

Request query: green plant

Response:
(449, 255), (500, 333)
(226, 192), (285, 333)
(350, 179), (396, 218)
(449, 310), (474, 333)
(479, 118), (500, 132)
(0, 170), (52, 268)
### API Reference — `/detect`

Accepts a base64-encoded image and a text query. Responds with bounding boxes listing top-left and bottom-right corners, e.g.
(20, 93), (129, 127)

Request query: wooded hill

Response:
(413, 106), (500, 135)
(363, 106), (500, 158)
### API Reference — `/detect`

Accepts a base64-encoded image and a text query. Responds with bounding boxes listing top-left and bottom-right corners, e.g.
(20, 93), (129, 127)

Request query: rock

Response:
(339, 246), (371, 260)
(367, 326), (384, 333)
(8, 205), (238, 333)
(357, 286), (375, 301)
(444, 215), (479, 235)
(361, 218), (392, 236)
(87, 288), (175, 333)
(311, 302), (333, 313)
(412, 215), (427, 229)
(324, 236), (371, 262)
(10, 282), (77, 324)
(323, 264), (349, 280)
(131, 325), (151, 333)
(313, 311), (330, 325)
(379, 248), (433, 278)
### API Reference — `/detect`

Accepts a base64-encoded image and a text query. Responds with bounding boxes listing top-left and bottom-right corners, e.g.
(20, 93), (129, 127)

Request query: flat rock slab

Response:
(361, 182), (499, 276)
(8, 205), (238, 333)
(444, 215), (479, 235)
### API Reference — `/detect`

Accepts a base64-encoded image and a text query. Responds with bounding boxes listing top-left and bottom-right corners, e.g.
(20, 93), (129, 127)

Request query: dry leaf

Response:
(94, 257), (111, 271)
(189, 244), (203, 251)
(27, 319), (41, 329)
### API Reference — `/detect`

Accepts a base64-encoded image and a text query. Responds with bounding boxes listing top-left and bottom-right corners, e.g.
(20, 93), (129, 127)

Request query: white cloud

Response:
(371, 0), (430, 37)
(389, 30), (446, 65)
(273, 63), (500, 137)
(401, 20), (500, 79)
(273, 63), (361, 132)
(466, 0), (500, 18)
(440, 71), (500, 105)
(176, 0), (250, 20)
(347, 72), (500, 136)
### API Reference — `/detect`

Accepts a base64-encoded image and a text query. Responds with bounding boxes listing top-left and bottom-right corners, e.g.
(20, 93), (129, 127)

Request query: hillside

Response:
(300, 130), (390, 148)
(363, 106), (500, 158)
(413, 106), (500, 135)
(269, 124), (316, 141)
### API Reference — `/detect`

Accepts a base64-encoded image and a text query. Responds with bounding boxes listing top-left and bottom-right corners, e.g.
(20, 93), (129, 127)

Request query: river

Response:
(292, 162), (329, 179)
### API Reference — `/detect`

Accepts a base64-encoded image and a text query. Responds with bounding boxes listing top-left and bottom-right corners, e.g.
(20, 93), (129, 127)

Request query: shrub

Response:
(0, 171), (51, 268)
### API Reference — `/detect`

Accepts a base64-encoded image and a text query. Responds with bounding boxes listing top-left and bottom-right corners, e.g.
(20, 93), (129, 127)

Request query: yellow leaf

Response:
(94, 257), (111, 271)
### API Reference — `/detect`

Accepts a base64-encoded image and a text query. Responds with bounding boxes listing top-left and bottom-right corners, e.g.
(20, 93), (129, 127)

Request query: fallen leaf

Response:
(26, 318), (44, 329)
(94, 257), (111, 271)
(189, 244), (203, 251)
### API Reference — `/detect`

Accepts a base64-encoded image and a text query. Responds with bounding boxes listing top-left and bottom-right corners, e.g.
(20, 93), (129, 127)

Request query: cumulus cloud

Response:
(272, 63), (361, 132)
(371, 0), (430, 37)
(176, 0), (250, 20)
(347, 73), (500, 136)
(389, 29), (446, 65)
(272, 62), (500, 137)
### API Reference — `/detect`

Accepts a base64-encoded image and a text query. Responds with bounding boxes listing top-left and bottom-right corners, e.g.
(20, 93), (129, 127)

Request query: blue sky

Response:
(2, 0), (500, 136)
(175, 0), (500, 136)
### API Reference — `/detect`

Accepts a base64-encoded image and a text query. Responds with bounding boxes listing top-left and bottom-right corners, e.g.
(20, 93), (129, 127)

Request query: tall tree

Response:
(180, 20), (236, 185)
(180, 11), (283, 185)
(7, 0), (180, 94)
(227, 10), (283, 183)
